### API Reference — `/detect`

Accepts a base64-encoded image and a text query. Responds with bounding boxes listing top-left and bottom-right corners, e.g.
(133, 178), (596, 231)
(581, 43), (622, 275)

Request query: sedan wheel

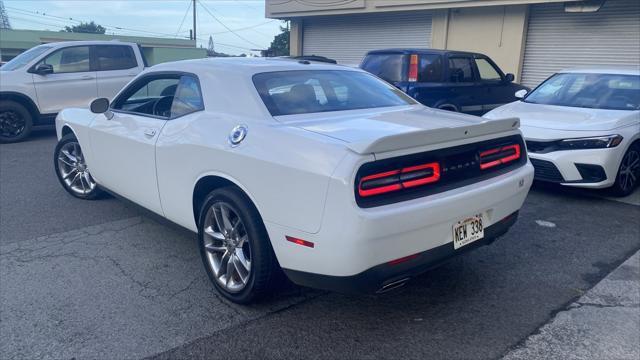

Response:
(612, 143), (640, 196)
(202, 202), (252, 293)
(54, 134), (104, 200)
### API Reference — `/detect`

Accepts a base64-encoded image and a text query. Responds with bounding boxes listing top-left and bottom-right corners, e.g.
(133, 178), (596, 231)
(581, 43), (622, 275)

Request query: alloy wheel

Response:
(0, 110), (26, 138)
(56, 141), (97, 196)
(202, 202), (252, 293)
(619, 149), (640, 193)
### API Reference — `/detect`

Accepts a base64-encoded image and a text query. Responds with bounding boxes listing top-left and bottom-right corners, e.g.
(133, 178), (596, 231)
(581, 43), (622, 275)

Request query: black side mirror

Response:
(505, 73), (515, 83)
(34, 63), (53, 75)
(90, 98), (110, 114)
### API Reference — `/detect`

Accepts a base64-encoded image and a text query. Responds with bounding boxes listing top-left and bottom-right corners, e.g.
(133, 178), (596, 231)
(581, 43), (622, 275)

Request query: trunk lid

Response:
(277, 105), (520, 154)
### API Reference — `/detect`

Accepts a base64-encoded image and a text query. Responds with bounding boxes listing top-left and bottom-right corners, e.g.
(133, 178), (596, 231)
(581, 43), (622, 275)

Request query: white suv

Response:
(0, 41), (147, 143)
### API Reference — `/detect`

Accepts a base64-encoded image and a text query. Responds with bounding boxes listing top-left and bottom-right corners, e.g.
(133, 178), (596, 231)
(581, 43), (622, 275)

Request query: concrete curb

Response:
(502, 251), (640, 360)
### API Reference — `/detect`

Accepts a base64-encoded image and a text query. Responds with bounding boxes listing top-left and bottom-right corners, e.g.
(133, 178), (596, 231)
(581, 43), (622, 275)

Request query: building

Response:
(0, 29), (206, 65)
(266, 0), (640, 88)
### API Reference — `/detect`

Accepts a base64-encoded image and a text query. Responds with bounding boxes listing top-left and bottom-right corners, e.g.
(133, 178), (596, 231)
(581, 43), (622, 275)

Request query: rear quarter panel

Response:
(155, 111), (350, 234)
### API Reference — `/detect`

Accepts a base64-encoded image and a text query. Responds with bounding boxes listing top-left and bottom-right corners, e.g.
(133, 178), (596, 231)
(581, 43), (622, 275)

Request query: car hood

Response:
(277, 105), (520, 154)
(484, 101), (638, 131)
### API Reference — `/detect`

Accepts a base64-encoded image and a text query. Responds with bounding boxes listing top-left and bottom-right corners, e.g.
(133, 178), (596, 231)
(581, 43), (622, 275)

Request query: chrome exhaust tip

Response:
(376, 277), (411, 294)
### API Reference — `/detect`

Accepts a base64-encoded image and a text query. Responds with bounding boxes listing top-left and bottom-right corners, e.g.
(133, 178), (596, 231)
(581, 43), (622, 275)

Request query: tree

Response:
(207, 35), (215, 57)
(264, 23), (289, 57)
(63, 21), (106, 34)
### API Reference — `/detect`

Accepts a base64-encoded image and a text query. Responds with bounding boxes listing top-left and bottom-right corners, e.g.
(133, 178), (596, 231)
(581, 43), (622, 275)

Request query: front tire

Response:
(611, 142), (640, 197)
(54, 134), (105, 200)
(0, 100), (33, 143)
(198, 187), (280, 304)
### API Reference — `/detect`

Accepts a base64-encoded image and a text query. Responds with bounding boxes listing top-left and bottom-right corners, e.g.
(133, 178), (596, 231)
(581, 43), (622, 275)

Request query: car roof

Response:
(42, 40), (138, 48)
(559, 67), (640, 76)
(149, 57), (358, 75)
(365, 48), (482, 57)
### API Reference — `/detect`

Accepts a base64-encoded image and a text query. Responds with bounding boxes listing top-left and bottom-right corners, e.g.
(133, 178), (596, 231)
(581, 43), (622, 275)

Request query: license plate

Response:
(453, 214), (484, 250)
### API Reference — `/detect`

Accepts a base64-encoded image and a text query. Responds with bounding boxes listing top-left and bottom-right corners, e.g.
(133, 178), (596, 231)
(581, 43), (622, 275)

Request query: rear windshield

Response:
(253, 70), (415, 116)
(360, 54), (406, 83)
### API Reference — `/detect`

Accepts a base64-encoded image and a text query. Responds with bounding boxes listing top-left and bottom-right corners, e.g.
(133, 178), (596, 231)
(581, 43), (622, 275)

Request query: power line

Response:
(210, 19), (276, 35)
(197, 0), (264, 48)
(175, 0), (192, 37)
(5, 5), (192, 39)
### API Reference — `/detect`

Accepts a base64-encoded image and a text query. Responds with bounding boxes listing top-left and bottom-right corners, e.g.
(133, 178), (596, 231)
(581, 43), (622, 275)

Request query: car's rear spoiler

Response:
(347, 117), (521, 155)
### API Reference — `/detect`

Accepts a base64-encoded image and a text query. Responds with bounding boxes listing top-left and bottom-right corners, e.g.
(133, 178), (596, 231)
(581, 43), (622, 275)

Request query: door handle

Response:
(80, 75), (94, 80)
(144, 128), (157, 137)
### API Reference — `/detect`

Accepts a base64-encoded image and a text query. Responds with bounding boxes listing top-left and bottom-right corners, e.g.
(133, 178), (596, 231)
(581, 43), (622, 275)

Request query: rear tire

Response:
(0, 100), (33, 143)
(198, 187), (280, 304)
(54, 134), (105, 200)
(610, 142), (640, 197)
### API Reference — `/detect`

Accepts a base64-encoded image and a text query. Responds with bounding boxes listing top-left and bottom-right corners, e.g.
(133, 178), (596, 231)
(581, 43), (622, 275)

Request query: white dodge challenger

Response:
(54, 58), (533, 303)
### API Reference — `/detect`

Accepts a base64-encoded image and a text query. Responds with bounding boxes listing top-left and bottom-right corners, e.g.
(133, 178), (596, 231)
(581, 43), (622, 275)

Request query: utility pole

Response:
(192, 0), (197, 43)
(0, 0), (12, 30)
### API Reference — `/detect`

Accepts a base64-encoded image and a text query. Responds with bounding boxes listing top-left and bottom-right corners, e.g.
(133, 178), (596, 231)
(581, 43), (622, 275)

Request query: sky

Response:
(3, 0), (284, 55)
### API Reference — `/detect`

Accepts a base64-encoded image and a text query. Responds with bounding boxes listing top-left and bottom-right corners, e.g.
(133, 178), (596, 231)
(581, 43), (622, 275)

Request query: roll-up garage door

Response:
(521, 0), (640, 88)
(302, 12), (432, 65)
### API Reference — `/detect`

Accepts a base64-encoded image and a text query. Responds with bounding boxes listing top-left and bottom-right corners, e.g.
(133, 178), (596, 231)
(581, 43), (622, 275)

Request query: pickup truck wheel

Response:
(198, 187), (279, 304)
(611, 142), (640, 197)
(54, 134), (105, 200)
(0, 100), (33, 143)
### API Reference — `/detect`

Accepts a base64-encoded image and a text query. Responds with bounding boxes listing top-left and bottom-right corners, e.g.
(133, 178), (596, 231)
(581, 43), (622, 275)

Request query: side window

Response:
(361, 54), (405, 83)
(39, 46), (90, 73)
(112, 75), (181, 118)
(418, 54), (443, 82)
(95, 45), (137, 71)
(171, 75), (204, 118)
(448, 57), (475, 83)
(475, 58), (502, 81)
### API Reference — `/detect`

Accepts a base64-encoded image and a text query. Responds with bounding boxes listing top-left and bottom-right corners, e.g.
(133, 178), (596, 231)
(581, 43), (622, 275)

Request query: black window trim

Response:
(28, 44), (93, 74)
(110, 71), (205, 120)
(92, 44), (139, 72)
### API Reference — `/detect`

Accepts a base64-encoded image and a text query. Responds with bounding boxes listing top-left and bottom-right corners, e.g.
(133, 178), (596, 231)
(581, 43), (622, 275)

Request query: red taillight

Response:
(480, 144), (521, 170)
(388, 253), (420, 266)
(285, 236), (315, 248)
(408, 54), (419, 82)
(358, 162), (440, 197)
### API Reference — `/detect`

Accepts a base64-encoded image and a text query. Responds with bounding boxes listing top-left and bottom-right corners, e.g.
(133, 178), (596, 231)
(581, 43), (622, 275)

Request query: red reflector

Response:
(285, 236), (314, 248)
(388, 253), (419, 266)
(408, 54), (419, 82)
(480, 144), (521, 170)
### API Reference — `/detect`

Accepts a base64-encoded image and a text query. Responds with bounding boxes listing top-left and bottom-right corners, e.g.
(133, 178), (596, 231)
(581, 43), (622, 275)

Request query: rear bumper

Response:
(283, 211), (518, 294)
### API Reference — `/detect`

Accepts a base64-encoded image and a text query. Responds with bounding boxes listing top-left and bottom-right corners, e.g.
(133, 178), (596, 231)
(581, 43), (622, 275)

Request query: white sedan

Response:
(54, 58), (533, 303)
(485, 68), (640, 196)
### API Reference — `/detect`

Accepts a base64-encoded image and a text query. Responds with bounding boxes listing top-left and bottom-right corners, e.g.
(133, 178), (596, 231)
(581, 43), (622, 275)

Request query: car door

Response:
(89, 73), (181, 215)
(31, 45), (97, 114)
(445, 55), (483, 115)
(473, 56), (511, 113)
(94, 45), (141, 100)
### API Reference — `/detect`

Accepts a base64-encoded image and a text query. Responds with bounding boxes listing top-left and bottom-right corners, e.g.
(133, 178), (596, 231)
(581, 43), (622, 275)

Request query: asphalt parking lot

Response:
(1, 129), (639, 360)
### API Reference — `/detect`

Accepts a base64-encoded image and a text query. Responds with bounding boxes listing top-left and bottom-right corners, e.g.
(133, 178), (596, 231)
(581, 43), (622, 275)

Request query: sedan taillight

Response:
(358, 162), (440, 197)
(479, 144), (521, 170)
